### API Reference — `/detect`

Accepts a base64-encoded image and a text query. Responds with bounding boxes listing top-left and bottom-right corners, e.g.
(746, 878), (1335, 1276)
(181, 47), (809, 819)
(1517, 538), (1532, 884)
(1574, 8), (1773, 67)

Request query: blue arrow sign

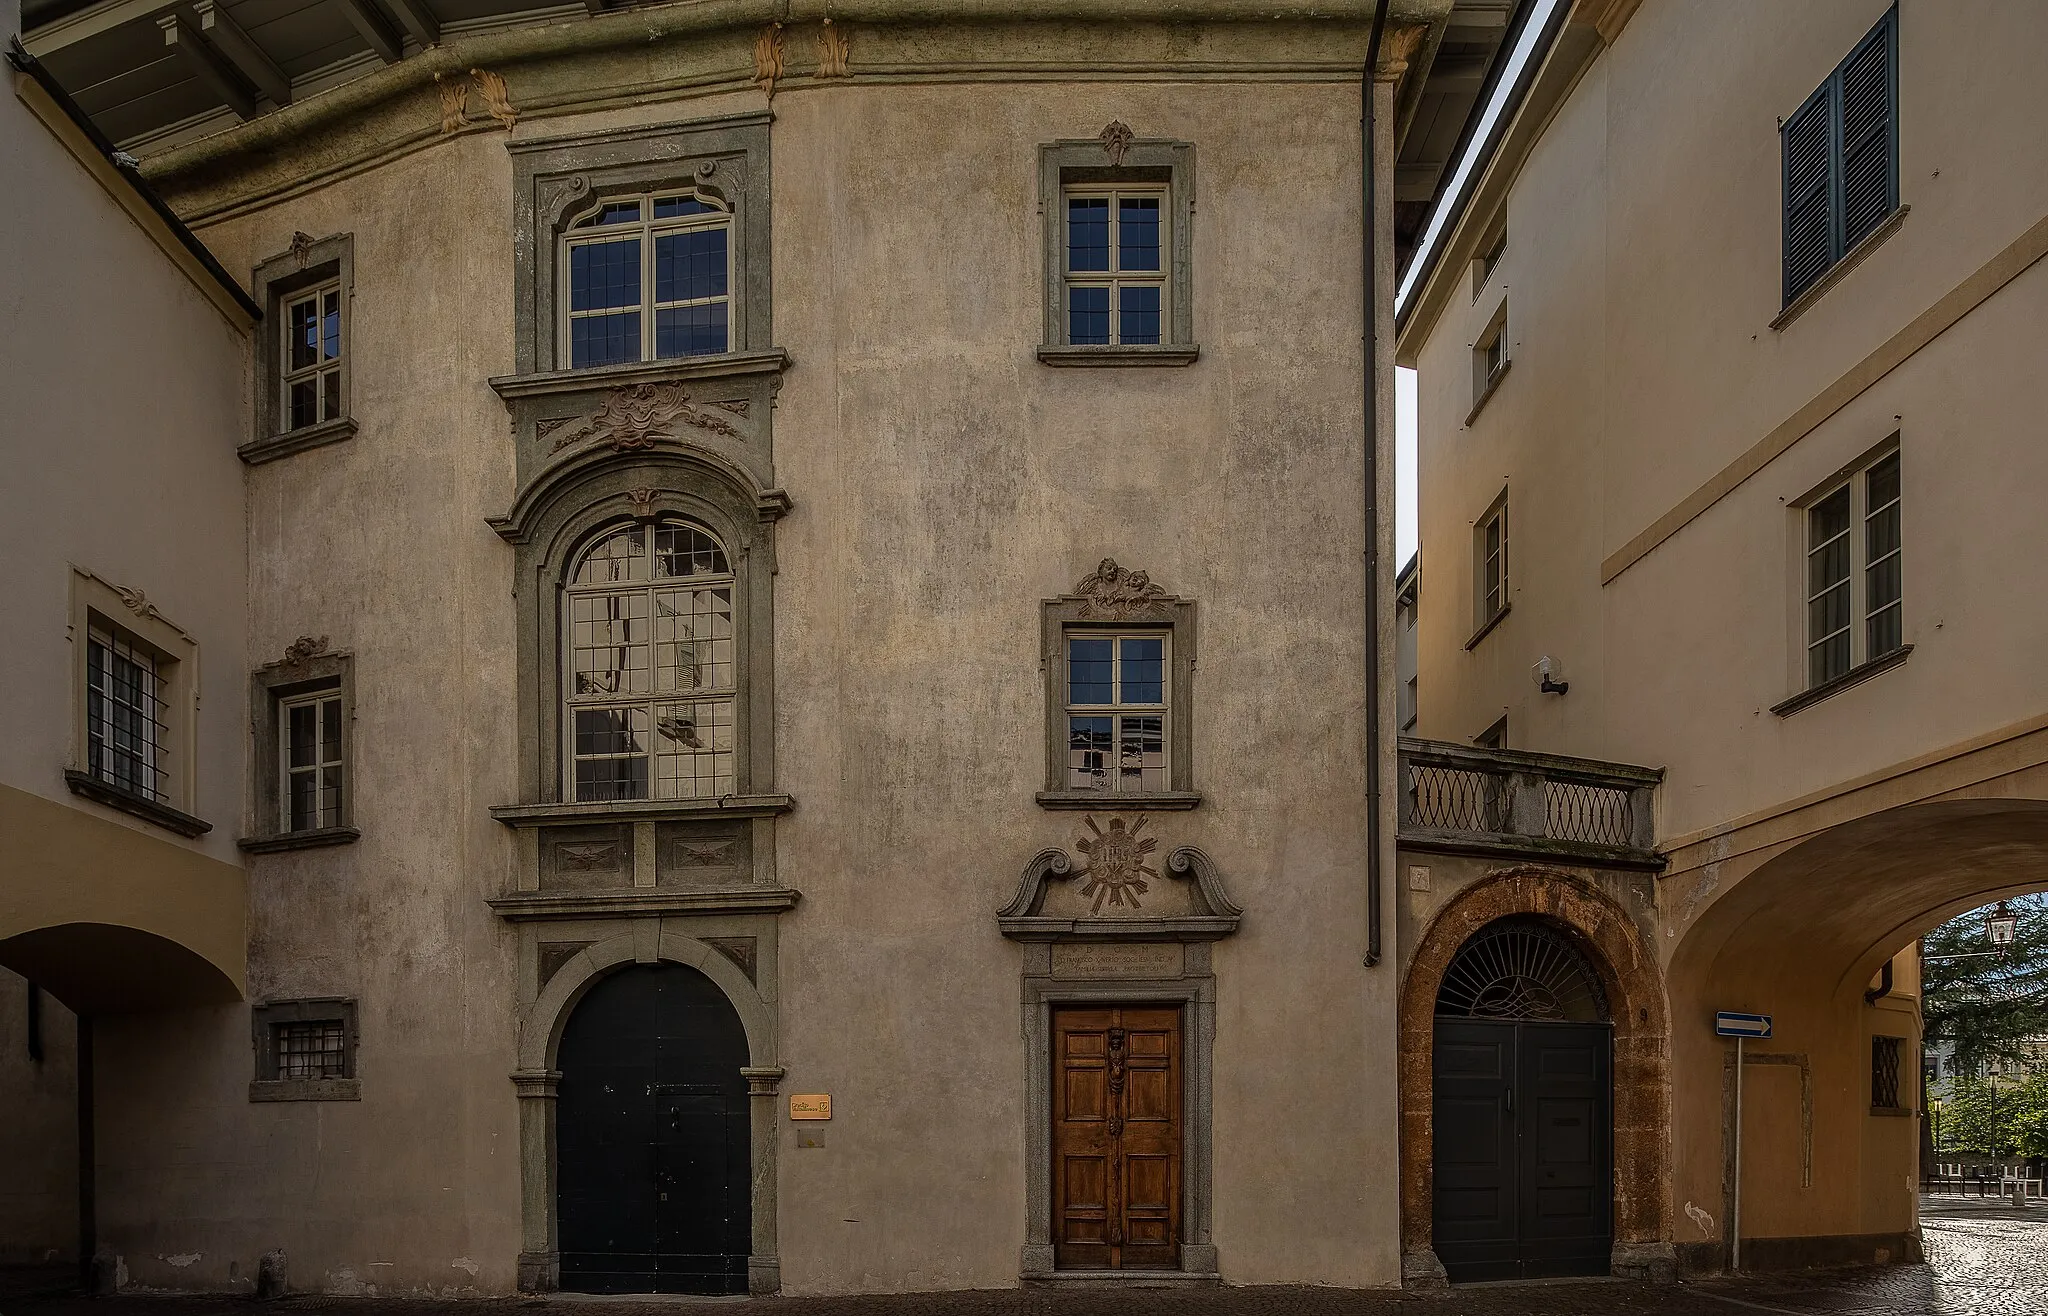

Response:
(1716, 1011), (1772, 1038)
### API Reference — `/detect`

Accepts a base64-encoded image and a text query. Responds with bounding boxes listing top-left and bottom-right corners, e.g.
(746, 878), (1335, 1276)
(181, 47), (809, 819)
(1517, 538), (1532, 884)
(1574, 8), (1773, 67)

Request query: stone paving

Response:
(5, 1198), (2046, 1316)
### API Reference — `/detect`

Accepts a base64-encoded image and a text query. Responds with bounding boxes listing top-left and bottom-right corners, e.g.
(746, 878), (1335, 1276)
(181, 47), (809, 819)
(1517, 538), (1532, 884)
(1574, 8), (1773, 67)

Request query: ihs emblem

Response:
(1074, 815), (1160, 914)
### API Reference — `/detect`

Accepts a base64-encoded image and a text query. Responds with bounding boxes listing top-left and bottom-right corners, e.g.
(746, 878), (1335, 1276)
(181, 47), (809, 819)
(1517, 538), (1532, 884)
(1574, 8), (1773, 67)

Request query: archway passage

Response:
(1432, 916), (1617, 1282)
(556, 962), (751, 1294)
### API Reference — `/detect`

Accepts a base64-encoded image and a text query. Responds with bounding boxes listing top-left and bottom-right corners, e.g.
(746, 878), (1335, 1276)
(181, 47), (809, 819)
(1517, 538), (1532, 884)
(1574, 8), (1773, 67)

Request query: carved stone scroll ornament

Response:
(1071, 558), (1169, 620)
(550, 382), (741, 455)
(816, 18), (850, 78)
(1098, 119), (1135, 167)
(435, 72), (467, 135)
(625, 486), (659, 516)
(996, 836), (1242, 941)
(754, 23), (785, 99)
(1376, 24), (1430, 82)
(112, 584), (162, 621)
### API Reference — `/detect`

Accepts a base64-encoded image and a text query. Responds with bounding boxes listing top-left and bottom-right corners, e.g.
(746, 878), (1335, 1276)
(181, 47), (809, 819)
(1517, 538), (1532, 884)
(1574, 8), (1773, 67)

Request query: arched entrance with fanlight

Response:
(1432, 917), (1614, 1281)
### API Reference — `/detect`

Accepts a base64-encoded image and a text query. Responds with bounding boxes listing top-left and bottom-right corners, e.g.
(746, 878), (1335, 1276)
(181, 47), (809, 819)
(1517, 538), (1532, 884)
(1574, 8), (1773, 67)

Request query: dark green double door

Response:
(1432, 1019), (1613, 1282)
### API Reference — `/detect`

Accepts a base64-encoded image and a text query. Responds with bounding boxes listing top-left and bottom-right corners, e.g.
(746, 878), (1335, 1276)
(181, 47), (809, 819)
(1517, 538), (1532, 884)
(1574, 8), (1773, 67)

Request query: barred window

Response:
(565, 519), (736, 801)
(1064, 632), (1168, 793)
(275, 1020), (348, 1080)
(86, 627), (167, 802)
(1871, 1035), (1904, 1110)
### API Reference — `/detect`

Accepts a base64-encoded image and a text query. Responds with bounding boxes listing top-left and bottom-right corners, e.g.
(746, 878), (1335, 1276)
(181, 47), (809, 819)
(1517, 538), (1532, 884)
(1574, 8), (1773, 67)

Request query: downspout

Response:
(1362, 0), (1388, 968)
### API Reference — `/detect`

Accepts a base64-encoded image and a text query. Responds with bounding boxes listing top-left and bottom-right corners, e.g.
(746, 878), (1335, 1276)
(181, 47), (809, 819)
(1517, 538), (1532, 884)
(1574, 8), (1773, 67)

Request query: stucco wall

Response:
(98, 39), (1395, 1293)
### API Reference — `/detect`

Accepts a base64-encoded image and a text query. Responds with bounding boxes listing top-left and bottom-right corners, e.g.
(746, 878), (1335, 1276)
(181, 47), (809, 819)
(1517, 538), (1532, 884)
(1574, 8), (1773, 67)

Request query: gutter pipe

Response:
(1362, 0), (1387, 968)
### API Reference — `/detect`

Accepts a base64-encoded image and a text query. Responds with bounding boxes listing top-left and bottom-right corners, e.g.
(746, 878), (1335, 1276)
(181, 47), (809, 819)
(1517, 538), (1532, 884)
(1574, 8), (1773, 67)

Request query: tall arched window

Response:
(565, 518), (736, 802)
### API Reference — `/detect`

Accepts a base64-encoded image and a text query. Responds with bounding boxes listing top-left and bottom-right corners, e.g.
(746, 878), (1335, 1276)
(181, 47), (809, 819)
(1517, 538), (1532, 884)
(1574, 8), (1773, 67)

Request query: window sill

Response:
(1036, 790), (1202, 811)
(1772, 206), (1909, 332)
(238, 826), (361, 854)
(1036, 344), (1200, 368)
(239, 416), (357, 466)
(1770, 644), (1912, 718)
(490, 794), (794, 827)
(63, 770), (211, 837)
(488, 349), (789, 401)
(1463, 602), (1511, 651)
(249, 1078), (360, 1103)
(1465, 359), (1511, 426)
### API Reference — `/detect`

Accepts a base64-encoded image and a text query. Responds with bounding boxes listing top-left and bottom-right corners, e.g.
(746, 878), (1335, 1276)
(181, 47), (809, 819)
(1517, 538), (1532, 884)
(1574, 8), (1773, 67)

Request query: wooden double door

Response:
(1052, 1005), (1184, 1270)
(1432, 1018), (1613, 1282)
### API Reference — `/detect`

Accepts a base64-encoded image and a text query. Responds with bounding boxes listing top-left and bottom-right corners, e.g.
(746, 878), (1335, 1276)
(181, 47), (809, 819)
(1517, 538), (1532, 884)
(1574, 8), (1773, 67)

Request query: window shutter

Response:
(1782, 84), (1836, 304)
(1837, 15), (1897, 250)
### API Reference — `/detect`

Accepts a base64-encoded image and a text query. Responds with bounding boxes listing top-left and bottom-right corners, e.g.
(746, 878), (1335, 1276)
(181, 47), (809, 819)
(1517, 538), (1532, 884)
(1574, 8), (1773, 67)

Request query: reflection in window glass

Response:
(282, 279), (343, 431)
(1065, 631), (1169, 792)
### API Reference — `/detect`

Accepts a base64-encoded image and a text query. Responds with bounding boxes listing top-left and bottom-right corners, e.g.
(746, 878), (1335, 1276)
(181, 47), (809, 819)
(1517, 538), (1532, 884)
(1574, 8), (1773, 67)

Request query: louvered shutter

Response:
(1837, 15), (1897, 249)
(1782, 84), (1836, 304)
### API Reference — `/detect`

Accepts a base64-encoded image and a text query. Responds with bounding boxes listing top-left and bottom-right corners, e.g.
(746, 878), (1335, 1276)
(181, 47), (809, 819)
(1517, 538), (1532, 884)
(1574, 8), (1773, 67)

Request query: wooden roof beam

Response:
(191, 0), (291, 106)
(157, 10), (255, 120)
(334, 0), (404, 64)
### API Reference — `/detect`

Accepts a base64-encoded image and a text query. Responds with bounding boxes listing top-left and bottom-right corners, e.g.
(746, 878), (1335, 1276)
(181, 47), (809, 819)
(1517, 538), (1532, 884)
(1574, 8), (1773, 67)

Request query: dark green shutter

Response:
(1782, 6), (1898, 307)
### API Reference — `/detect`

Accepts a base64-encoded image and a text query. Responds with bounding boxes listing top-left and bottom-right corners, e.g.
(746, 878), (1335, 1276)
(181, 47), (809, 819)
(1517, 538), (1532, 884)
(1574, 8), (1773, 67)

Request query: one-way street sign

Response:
(1715, 1011), (1772, 1038)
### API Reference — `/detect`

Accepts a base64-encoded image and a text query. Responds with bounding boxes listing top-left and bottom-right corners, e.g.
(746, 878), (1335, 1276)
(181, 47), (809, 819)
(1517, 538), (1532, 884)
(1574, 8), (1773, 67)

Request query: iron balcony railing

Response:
(1398, 737), (1664, 869)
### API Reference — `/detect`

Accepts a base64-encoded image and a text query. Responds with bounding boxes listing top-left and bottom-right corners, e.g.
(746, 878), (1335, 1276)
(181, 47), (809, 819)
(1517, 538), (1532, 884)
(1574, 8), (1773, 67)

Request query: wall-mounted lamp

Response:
(1533, 655), (1569, 696)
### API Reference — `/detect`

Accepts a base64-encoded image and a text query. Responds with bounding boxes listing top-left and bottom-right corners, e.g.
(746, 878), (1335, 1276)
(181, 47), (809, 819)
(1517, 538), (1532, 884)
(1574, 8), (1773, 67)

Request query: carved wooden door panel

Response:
(1051, 1005), (1183, 1270)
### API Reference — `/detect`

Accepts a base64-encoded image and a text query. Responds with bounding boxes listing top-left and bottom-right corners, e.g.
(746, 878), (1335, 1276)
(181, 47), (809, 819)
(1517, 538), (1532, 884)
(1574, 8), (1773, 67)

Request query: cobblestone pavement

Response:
(5, 1198), (2045, 1316)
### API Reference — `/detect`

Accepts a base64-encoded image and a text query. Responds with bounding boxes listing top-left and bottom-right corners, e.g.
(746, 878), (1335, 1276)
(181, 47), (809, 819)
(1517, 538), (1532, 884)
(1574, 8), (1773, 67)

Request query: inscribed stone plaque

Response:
(1050, 943), (1184, 980)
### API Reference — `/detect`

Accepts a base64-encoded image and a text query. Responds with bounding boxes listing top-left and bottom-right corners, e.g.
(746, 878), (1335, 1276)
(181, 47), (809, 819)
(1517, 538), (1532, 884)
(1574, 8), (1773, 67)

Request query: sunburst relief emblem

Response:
(1074, 815), (1160, 914)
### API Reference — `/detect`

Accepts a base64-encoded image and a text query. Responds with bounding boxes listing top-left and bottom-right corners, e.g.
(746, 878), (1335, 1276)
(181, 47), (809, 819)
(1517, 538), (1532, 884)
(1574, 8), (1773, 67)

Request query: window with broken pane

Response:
(1065, 632), (1169, 792)
(565, 518), (736, 801)
(282, 280), (343, 430)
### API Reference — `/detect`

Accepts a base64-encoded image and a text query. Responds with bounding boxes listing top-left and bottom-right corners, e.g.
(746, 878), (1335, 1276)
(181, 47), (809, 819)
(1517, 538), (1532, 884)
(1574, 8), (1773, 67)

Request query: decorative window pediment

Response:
(997, 814), (1240, 942)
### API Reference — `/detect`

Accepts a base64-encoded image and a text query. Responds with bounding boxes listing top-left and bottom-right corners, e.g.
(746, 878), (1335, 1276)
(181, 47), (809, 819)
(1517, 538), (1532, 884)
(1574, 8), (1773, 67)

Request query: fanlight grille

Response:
(1436, 918), (1608, 1022)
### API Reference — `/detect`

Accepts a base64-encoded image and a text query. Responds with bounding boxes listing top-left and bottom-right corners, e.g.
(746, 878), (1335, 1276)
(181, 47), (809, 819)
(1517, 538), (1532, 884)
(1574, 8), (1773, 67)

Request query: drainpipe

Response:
(1362, 1), (1388, 968)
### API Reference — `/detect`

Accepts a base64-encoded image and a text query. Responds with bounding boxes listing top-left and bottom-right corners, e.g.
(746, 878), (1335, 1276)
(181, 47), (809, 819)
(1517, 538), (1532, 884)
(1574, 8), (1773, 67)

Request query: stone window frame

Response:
(1038, 567), (1198, 811)
(1037, 132), (1197, 367)
(246, 232), (356, 465)
(241, 647), (359, 853)
(493, 457), (783, 814)
(249, 996), (360, 1102)
(64, 566), (209, 837)
(510, 113), (773, 381)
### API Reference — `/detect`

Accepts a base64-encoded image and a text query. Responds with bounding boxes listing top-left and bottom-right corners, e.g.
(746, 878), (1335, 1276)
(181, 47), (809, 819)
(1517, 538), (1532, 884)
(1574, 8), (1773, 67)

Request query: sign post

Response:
(1715, 1012), (1772, 1272)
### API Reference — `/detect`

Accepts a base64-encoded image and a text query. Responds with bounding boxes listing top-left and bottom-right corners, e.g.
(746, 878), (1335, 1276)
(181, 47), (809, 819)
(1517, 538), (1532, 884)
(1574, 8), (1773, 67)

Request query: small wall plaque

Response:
(790, 1093), (831, 1120)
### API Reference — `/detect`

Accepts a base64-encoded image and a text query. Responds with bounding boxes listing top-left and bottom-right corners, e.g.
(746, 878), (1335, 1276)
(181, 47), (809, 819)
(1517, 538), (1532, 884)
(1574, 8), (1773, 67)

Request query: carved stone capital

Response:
(740, 1065), (786, 1097)
(510, 1067), (563, 1100)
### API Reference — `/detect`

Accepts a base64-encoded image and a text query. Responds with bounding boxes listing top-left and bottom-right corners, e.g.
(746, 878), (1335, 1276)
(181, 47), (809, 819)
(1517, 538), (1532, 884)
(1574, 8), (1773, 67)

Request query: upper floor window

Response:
(247, 232), (355, 464)
(564, 192), (732, 369)
(1782, 7), (1898, 307)
(1063, 188), (1167, 346)
(1036, 130), (1196, 365)
(1469, 491), (1508, 644)
(283, 282), (343, 430)
(1065, 632), (1169, 792)
(280, 690), (344, 832)
(86, 626), (166, 802)
(566, 518), (736, 801)
(1805, 448), (1902, 687)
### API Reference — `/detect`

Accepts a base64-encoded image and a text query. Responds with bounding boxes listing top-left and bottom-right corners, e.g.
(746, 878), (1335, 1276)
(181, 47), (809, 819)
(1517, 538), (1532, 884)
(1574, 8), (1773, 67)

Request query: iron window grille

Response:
(1871, 1034), (1904, 1110)
(281, 280), (343, 431)
(1805, 448), (1902, 687)
(564, 518), (737, 802)
(86, 626), (168, 802)
(279, 690), (344, 832)
(1436, 918), (1608, 1023)
(1781, 7), (1899, 306)
(275, 1020), (348, 1080)
(1064, 631), (1169, 793)
(562, 191), (733, 368)
(1062, 186), (1168, 346)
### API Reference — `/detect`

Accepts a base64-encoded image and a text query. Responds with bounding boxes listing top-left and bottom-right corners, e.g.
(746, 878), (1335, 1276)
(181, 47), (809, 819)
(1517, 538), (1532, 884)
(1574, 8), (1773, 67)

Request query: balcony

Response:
(1397, 738), (1664, 871)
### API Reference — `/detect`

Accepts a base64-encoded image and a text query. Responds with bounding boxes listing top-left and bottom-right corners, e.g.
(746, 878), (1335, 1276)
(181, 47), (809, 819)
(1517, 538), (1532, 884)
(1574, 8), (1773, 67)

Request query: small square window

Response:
(250, 998), (359, 1101)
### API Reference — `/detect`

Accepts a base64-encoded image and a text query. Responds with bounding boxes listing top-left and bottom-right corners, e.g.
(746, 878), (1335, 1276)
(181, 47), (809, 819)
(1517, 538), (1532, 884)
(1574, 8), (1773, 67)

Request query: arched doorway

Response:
(555, 962), (751, 1294)
(1432, 916), (1614, 1282)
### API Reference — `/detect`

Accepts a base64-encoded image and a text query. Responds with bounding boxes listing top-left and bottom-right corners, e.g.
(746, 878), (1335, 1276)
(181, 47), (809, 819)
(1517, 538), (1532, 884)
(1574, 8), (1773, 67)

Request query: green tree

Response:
(1922, 893), (2048, 1078)
(1933, 1073), (2048, 1159)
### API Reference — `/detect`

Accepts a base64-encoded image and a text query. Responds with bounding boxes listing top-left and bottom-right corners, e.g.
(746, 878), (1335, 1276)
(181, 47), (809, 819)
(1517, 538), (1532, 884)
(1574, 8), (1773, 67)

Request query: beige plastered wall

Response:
(2, 0), (250, 1263)
(1403, 0), (2048, 1263)
(123, 38), (1399, 1295)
